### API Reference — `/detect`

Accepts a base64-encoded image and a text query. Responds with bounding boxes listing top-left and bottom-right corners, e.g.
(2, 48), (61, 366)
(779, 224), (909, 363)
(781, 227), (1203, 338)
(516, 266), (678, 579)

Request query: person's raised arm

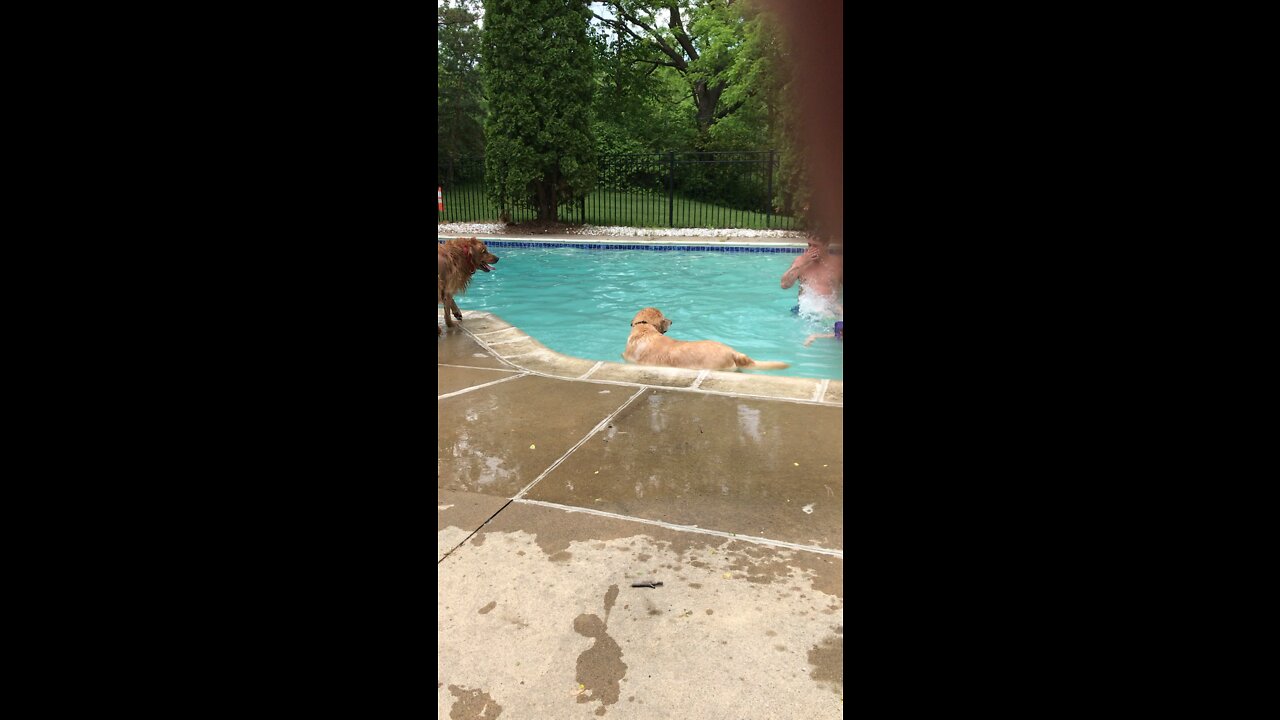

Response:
(781, 248), (817, 289)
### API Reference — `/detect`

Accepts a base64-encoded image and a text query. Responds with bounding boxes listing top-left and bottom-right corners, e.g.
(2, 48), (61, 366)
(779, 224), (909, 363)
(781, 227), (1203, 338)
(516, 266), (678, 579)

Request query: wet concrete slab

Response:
(438, 502), (843, 718)
(438, 294), (844, 716)
(438, 376), (636, 498)
(438, 330), (512, 369)
(438, 365), (521, 396)
(438, 488), (511, 562)
(524, 390), (843, 550)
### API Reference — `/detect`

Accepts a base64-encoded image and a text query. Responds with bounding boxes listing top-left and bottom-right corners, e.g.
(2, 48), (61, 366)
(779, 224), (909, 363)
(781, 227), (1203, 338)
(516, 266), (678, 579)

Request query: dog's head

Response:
(631, 307), (671, 333)
(466, 237), (499, 272)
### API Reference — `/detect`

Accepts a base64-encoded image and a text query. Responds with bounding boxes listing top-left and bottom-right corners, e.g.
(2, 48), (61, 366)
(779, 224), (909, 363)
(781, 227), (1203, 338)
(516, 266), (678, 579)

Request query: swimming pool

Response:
(440, 241), (844, 381)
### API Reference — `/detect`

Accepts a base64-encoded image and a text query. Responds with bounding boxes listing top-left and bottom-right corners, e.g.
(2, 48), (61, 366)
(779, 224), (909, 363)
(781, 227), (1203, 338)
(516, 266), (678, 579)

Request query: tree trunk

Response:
(693, 80), (726, 134)
(535, 179), (557, 222)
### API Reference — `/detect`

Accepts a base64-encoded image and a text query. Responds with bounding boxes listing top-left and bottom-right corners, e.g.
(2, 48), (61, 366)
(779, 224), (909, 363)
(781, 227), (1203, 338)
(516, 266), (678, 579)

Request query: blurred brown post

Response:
(760, 0), (843, 243)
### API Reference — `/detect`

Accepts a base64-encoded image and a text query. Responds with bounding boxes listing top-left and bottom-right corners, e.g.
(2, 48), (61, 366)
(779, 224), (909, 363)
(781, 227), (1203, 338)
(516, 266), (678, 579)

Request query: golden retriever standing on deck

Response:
(438, 237), (499, 335)
(622, 307), (789, 371)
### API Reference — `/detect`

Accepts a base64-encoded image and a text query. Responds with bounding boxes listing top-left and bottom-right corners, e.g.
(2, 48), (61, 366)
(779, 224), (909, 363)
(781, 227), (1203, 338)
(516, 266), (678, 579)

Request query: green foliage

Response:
(588, 12), (693, 154)
(438, 0), (486, 160)
(586, 1), (808, 218)
(439, 0), (812, 229)
(481, 0), (597, 221)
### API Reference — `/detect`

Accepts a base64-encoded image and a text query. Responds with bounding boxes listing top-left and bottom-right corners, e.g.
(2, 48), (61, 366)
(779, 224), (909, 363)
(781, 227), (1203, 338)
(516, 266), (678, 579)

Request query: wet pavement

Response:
(438, 312), (844, 718)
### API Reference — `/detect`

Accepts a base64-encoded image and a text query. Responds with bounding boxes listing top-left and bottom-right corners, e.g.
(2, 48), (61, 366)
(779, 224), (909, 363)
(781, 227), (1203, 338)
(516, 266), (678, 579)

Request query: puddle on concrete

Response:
(440, 506), (844, 718)
(447, 684), (503, 719)
(807, 634), (844, 694)
(574, 585), (627, 716)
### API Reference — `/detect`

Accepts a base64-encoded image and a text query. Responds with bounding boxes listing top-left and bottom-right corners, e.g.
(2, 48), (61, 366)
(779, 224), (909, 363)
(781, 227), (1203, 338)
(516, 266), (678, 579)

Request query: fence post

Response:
(766, 150), (774, 229)
(667, 151), (675, 228)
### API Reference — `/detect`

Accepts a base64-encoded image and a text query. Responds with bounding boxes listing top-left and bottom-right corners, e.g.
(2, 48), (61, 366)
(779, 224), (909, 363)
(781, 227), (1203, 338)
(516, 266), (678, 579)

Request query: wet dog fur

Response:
(438, 237), (499, 335)
(622, 307), (789, 372)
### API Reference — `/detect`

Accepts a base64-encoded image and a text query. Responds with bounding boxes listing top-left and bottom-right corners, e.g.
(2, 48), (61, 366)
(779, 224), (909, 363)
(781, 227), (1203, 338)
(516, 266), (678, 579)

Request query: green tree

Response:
(481, 0), (597, 222)
(438, 0), (486, 161)
(590, 0), (757, 145)
(588, 0), (808, 219)
(710, 0), (807, 217)
(588, 6), (693, 154)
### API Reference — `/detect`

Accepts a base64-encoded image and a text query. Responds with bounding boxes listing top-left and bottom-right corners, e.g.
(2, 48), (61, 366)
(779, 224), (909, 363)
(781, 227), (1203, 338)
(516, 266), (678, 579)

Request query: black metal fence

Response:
(437, 151), (802, 230)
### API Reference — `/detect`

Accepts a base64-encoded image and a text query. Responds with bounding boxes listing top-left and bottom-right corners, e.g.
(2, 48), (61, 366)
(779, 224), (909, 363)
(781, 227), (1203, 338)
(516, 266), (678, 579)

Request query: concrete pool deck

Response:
(438, 310), (844, 718)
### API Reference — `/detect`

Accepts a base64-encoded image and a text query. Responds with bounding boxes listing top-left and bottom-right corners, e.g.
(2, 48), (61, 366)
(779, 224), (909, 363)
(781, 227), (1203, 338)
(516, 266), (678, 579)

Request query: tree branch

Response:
(614, 6), (687, 70)
(666, 2), (700, 62)
(632, 58), (682, 69)
(591, 11), (646, 45)
(714, 98), (746, 120)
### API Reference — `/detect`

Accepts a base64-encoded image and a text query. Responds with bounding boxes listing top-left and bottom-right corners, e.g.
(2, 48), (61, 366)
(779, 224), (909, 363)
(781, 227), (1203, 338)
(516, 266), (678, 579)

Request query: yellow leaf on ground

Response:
(529, 444), (536, 449)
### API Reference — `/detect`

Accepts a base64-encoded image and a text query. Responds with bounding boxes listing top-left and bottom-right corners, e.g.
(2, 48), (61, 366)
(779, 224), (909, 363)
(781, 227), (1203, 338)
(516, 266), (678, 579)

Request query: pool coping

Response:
(440, 309), (843, 407)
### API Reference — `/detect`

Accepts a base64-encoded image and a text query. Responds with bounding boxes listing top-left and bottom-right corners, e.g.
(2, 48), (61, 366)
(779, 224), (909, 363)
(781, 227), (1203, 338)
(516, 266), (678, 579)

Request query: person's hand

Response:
(803, 335), (816, 347)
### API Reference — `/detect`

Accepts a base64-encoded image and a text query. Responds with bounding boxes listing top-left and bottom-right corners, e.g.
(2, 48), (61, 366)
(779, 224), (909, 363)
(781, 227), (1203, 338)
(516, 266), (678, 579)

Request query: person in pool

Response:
(781, 237), (843, 315)
(804, 320), (844, 346)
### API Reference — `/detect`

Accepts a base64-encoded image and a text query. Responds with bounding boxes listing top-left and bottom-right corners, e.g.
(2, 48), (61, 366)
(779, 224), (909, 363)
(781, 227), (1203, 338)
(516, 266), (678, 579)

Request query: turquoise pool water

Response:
(443, 244), (844, 381)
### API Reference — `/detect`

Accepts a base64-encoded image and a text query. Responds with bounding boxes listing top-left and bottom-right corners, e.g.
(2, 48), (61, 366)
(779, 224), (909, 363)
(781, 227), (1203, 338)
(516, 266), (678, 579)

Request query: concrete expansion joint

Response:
(513, 498), (843, 559)
(578, 361), (604, 379)
(511, 387), (648, 500)
(437, 372), (529, 400)
(437, 499), (515, 565)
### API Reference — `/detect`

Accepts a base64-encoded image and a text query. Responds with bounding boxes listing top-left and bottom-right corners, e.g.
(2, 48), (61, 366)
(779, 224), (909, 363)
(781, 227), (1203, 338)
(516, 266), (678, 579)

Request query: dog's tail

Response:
(733, 353), (789, 370)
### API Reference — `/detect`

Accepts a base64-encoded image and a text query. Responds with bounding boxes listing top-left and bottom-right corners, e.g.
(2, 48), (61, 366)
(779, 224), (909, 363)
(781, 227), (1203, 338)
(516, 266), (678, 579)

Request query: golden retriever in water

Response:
(622, 307), (789, 371)
(438, 237), (499, 335)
